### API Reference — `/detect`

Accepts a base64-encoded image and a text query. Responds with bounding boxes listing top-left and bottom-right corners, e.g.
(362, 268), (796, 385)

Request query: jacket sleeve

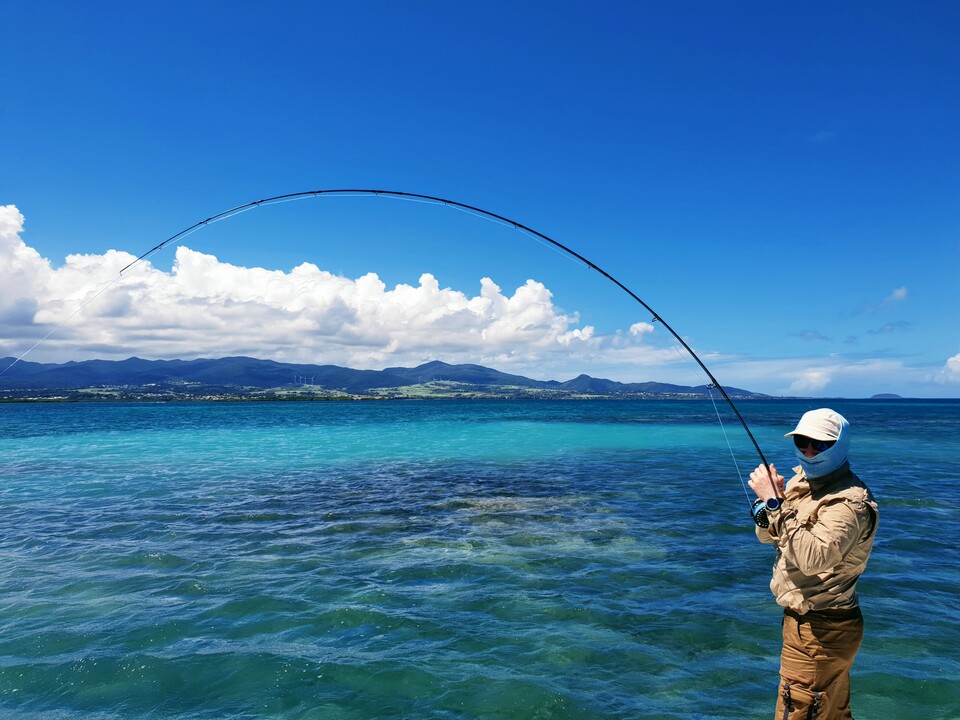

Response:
(766, 499), (864, 575)
(755, 523), (775, 544)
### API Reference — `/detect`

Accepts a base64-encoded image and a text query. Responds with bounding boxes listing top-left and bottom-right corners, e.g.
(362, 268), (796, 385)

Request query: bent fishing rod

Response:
(124, 189), (776, 489)
(11, 188), (782, 511)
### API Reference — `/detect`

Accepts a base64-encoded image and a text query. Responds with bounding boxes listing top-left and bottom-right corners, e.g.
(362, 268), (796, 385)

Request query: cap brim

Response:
(784, 429), (837, 441)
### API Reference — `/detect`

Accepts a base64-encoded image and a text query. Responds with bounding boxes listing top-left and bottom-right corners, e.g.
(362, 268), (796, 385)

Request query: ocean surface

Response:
(1, 398), (957, 720)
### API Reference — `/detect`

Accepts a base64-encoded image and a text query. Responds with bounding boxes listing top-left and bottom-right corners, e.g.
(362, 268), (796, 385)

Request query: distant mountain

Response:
(556, 372), (722, 396)
(382, 360), (550, 389)
(0, 356), (766, 398)
(0, 356), (410, 393)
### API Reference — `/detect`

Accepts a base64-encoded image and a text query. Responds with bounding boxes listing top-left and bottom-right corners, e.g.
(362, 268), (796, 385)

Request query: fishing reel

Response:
(752, 496), (784, 528)
(752, 498), (770, 528)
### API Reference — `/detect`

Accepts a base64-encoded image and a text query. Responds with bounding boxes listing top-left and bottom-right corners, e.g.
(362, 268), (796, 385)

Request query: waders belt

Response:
(784, 606), (861, 623)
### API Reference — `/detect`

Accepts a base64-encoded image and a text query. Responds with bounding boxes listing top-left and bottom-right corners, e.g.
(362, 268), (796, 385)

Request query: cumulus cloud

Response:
(0, 205), (668, 376)
(4, 205), (952, 396)
(938, 354), (960, 384)
(0, 205), (51, 310)
(630, 322), (654, 336)
(786, 369), (833, 395)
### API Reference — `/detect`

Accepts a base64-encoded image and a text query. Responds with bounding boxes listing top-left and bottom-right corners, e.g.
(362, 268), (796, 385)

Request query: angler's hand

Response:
(749, 464), (784, 502)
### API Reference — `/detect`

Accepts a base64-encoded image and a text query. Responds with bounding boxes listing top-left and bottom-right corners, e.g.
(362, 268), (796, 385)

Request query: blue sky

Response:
(2, 1), (958, 397)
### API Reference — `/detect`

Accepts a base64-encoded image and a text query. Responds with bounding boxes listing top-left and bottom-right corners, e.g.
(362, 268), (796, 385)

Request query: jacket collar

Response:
(793, 461), (852, 493)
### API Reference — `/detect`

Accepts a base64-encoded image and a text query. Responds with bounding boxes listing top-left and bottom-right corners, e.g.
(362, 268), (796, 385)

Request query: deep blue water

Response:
(1, 399), (958, 719)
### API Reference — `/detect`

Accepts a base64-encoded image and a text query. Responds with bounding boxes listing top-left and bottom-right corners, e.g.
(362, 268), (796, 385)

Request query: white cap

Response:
(784, 408), (845, 441)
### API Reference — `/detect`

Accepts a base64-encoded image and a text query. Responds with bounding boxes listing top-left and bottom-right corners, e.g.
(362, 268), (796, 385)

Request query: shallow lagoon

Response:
(1, 399), (957, 719)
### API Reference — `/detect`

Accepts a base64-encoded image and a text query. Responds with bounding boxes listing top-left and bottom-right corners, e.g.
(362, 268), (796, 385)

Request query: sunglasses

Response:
(793, 436), (836, 452)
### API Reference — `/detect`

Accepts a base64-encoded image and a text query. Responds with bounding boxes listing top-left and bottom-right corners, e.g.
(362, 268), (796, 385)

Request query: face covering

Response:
(795, 413), (850, 479)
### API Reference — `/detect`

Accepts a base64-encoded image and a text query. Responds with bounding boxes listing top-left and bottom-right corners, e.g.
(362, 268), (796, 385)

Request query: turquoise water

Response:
(1, 399), (957, 719)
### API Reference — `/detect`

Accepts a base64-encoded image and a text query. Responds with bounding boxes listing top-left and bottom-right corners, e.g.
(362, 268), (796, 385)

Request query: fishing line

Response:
(3, 188), (776, 506)
(514, 224), (591, 270)
(707, 385), (753, 503)
(378, 193), (587, 271)
(666, 342), (758, 504)
(2, 271), (134, 375)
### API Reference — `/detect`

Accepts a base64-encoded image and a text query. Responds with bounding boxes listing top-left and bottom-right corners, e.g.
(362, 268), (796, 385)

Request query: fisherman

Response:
(748, 408), (878, 720)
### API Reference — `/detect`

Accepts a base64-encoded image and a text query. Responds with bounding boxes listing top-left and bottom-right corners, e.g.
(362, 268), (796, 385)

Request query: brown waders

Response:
(776, 606), (863, 719)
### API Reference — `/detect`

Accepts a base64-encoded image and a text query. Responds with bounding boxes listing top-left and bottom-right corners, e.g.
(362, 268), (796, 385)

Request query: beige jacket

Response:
(756, 462), (878, 614)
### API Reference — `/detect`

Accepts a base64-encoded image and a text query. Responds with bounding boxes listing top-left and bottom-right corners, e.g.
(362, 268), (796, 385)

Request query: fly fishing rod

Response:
(125, 190), (775, 483)
(12, 188), (782, 511)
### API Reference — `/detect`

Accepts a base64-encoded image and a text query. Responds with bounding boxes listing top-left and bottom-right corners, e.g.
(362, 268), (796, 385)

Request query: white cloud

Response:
(884, 286), (908, 305)
(854, 285), (910, 317)
(786, 368), (832, 395)
(786, 356), (906, 395)
(938, 353), (960, 384)
(0, 205), (51, 313)
(0, 205), (665, 376)
(702, 354), (935, 399)
(2, 205), (955, 397)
